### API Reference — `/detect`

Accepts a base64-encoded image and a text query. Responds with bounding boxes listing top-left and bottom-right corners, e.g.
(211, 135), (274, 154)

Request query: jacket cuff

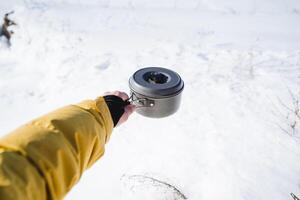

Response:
(77, 97), (114, 143)
(95, 97), (114, 142)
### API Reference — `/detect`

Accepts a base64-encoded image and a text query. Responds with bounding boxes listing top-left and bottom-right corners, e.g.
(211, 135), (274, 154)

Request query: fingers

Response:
(115, 104), (136, 127)
(125, 104), (136, 114)
(113, 91), (129, 101)
(103, 91), (129, 101)
(121, 105), (135, 122)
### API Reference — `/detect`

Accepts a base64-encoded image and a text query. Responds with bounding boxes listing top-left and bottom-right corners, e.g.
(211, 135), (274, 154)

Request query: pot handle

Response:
(126, 93), (155, 108)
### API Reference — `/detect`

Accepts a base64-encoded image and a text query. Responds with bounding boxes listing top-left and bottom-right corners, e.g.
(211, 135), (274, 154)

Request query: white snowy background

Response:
(1, 0), (300, 199)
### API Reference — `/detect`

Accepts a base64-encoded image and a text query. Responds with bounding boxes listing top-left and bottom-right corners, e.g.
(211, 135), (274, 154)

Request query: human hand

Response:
(103, 91), (136, 127)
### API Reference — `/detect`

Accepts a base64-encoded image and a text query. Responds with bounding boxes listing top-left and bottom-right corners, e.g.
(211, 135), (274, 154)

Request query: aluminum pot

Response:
(128, 67), (184, 118)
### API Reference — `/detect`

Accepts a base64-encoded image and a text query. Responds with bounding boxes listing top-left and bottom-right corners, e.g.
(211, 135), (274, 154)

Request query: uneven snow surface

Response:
(1, 0), (300, 199)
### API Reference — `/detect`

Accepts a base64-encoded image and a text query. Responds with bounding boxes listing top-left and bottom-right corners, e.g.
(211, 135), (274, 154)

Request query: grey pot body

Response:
(129, 91), (183, 118)
(129, 67), (184, 118)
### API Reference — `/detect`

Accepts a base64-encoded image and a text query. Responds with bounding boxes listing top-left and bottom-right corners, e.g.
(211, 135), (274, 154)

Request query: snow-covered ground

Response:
(1, 0), (300, 199)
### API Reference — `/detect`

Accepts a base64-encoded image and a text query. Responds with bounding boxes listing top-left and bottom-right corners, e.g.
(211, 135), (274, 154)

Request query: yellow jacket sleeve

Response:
(0, 97), (114, 200)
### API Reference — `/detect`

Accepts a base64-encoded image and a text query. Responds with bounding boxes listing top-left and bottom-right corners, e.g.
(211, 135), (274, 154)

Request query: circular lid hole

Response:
(143, 71), (169, 84)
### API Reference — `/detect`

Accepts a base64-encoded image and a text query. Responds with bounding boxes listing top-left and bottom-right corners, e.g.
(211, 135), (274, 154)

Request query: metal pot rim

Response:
(130, 83), (184, 100)
(129, 67), (184, 98)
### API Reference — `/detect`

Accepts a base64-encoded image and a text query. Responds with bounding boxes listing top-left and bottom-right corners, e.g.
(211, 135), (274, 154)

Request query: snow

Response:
(1, 0), (300, 199)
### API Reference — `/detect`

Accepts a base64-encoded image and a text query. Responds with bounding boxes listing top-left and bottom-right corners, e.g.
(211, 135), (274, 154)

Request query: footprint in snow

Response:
(215, 42), (234, 48)
(197, 53), (209, 61)
(121, 174), (187, 200)
(95, 59), (111, 70)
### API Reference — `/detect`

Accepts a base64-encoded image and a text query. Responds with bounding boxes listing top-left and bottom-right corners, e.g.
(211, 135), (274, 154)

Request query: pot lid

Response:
(129, 67), (184, 98)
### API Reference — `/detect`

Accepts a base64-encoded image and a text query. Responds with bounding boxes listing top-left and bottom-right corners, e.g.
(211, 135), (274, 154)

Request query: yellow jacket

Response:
(0, 97), (113, 200)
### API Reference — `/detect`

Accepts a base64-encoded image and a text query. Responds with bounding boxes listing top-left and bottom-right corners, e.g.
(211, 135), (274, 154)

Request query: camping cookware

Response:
(128, 67), (184, 118)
